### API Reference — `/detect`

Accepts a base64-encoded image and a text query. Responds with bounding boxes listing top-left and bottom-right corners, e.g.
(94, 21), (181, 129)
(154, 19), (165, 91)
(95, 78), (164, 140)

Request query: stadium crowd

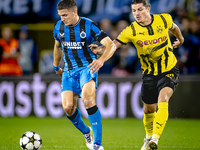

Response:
(0, 0), (200, 76)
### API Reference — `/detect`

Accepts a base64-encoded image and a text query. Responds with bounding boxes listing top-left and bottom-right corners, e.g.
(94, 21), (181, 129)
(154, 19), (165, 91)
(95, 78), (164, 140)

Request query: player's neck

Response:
(72, 15), (80, 26)
(140, 14), (152, 26)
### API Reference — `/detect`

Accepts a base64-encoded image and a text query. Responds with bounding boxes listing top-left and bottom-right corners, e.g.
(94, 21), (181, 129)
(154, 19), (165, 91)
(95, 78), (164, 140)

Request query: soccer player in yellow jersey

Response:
(88, 0), (184, 149)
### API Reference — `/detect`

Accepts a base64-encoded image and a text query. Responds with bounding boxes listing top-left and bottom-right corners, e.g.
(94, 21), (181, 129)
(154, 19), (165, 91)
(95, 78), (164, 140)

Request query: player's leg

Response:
(149, 67), (179, 149)
(141, 103), (157, 150)
(61, 91), (90, 134)
(82, 80), (103, 149)
(143, 103), (157, 138)
(61, 69), (94, 150)
(149, 87), (173, 149)
(141, 76), (158, 150)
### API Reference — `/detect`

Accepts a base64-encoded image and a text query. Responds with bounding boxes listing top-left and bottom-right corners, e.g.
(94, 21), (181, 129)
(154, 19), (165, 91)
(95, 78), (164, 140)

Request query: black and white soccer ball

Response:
(20, 131), (42, 150)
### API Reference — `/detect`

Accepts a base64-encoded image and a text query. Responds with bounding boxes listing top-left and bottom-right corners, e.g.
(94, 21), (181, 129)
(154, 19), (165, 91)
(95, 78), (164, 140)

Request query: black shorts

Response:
(141, 66), (179, 104)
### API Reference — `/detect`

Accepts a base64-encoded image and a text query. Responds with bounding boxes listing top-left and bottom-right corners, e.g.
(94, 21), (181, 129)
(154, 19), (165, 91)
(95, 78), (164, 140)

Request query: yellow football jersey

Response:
(116, 13), (177, 76)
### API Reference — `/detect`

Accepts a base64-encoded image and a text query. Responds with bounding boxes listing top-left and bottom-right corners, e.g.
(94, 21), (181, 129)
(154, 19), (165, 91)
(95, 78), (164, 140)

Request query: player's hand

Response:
(55, 68), (63, 76)
(88, 58), (104, 73)
(89, 44), (99, 54)
(173, 38), (184, 49)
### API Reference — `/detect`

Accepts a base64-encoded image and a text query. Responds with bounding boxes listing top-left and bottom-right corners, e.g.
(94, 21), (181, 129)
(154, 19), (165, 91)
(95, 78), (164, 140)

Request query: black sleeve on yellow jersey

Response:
(167, 14), (173, 29)
(160, 14), (173, 29)
(160, 15), (167, 29)
(116, 39), (127, 45)
(170, 23), (174, 30)
(116, 24), (132, 44)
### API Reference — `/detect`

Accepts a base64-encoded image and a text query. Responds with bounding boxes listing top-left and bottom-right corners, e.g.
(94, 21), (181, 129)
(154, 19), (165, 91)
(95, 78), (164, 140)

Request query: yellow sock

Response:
(153, 102), (169, 140)
(143, 112), (156, 138)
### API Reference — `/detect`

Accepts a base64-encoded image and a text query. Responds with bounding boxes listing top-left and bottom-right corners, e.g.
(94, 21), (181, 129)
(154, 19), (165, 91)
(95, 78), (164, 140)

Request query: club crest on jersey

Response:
(80, 31), (86, 39)
(156, 25), (163, 34)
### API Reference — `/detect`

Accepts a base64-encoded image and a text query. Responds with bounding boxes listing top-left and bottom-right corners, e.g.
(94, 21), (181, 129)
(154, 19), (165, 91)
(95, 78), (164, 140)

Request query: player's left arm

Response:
(88, 37), (116, 73)
(169, 23), (184, 49)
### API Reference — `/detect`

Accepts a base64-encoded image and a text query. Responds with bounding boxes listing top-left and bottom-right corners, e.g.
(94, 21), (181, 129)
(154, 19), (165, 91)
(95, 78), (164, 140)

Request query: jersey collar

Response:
(136, 14), (154, 27)
(65, 17), (81, 27)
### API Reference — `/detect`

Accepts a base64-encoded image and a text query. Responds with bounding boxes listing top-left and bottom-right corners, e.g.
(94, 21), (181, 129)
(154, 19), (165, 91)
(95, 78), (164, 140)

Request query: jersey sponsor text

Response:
(62, 42), (85, 49)
(136, 35), (167, 47)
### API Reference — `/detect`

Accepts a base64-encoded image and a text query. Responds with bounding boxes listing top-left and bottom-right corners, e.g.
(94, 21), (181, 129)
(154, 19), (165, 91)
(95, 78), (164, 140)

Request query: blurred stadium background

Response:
(0, 0), (200, 149)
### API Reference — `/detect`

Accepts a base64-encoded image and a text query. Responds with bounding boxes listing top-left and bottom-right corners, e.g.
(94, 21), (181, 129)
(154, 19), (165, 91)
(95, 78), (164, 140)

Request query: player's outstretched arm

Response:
(53, 40), (63, 76)
(89, 44), (105, 55)
(89, 44), (106, 59)
(170, 23), (184, 49)
(88, 38), (122, 73)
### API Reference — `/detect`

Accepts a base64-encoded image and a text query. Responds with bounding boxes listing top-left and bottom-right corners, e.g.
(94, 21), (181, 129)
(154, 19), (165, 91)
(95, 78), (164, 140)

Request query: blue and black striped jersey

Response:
(53, 17), (107, 71)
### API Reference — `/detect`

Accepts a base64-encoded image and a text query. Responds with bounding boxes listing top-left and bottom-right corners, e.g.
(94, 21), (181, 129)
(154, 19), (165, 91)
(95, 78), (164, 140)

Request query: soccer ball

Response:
(20, 131), (42, 150)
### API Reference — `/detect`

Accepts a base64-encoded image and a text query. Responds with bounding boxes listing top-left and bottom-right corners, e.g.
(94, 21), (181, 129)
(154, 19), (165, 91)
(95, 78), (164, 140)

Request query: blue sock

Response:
(87, 105), (102, 146)
(66, 108), (90, 134)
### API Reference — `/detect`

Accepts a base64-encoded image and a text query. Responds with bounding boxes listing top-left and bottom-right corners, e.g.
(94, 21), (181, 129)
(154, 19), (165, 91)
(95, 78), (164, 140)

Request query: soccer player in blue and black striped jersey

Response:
(53, 0), (115, 150)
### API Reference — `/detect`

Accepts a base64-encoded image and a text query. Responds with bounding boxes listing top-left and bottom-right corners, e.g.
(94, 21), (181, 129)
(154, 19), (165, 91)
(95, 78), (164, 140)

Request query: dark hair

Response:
(131, 0), (151, 8)
(57, 0), (77, 10)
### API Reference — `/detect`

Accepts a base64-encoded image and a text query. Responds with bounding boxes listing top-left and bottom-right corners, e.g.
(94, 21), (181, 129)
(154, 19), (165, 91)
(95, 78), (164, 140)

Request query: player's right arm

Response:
(169, 23), (184, 49)
(88, 39), (123, 73)
(53, 40), (63, 76)
(89, 40), (123, 56)
(162, 13), (184, 49)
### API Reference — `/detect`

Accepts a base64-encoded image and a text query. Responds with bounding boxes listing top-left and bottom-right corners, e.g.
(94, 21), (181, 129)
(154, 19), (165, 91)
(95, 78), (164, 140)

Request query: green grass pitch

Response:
(0, 117), (200, 150)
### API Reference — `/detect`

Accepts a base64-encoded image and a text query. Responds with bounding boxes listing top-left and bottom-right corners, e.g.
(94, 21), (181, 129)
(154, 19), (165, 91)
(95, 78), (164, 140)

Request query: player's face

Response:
(58, 8), (77, 26)
(131, 3), (150, 25)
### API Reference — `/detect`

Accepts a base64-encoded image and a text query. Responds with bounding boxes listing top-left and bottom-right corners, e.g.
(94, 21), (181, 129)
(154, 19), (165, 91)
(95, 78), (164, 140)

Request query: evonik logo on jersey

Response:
(62, 42), (85, 49)
(136, 35), (167, 47)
